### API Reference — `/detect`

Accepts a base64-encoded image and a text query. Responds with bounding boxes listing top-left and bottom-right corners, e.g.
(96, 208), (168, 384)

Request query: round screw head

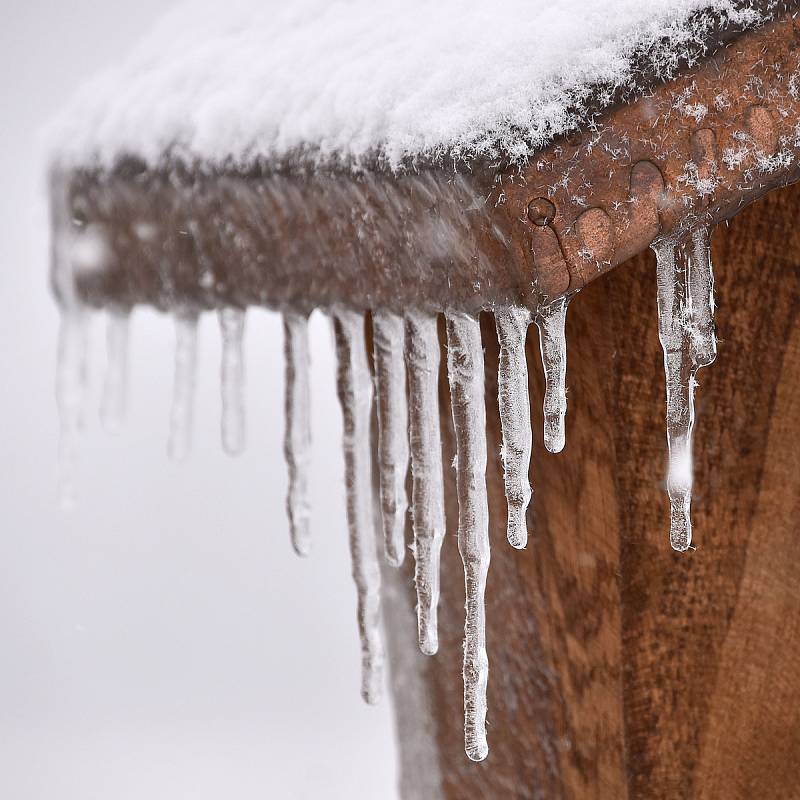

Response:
(527, 197), (556, 226)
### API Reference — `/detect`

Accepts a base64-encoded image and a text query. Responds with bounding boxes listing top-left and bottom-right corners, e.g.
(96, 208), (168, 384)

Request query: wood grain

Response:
(385, 181), (800, 798)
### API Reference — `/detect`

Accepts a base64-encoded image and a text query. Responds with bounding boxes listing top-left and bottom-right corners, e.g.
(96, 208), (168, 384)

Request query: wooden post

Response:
(384, 183), (800, 799)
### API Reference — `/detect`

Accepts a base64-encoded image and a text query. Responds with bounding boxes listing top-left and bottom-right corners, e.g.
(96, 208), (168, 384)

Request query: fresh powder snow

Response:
(47, 0), (766, 170)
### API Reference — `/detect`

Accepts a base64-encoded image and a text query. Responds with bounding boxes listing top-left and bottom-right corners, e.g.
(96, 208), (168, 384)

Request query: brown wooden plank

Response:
(614, 182), (800, 799)
(385, 180), (800, 799)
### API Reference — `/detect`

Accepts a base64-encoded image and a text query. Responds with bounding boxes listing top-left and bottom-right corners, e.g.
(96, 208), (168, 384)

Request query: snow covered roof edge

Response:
(47, 0), (790, 174)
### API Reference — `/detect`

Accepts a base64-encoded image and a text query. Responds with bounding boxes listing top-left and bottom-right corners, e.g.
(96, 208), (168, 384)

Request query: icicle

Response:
(283, 311), (312, 557)
(535, 297), (570, 454)
(100, 309), (130, 434)
(687, 226), (717, 368)
(653, 225), (716, 551)
(372, 310), (409, 567)
(167, 310), (199, 462)
(333, 309), (384, 705)
(218, 307), (246, 456)
(495, 307), (533, 549)
(445, 312), (490, 762)
(56, 309), (89, 510)
(404, 311), (446, 657)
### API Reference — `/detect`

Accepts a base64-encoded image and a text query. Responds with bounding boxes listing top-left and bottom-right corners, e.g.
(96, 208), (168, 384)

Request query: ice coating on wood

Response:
(535, 297), (570, 454)
(283, 311), (312, 557)
(372, 310), (409, 567)
(100, 309), (130, 434)
(333, 309), (384, 705)
(653, 225), (717, 551)
(56, 309), (89, 510)
(445, 312), (491, 762)
(495, 307), (533, 549)
(167, 310), (199, 462)
(404, 311), (446, 657)
(218, 307), (246, 457)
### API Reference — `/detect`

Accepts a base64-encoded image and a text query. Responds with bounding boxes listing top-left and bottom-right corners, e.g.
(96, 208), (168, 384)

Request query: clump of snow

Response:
(47, 0), (770, 171)
(677, 159), (720, 197)
(673, 84), (710, 122)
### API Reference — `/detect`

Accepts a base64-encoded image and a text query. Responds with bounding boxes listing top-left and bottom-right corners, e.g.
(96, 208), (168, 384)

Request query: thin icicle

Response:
(372, 310), (409, 567)
(218, 307), (246, 456)
(686, 226), (717, 368)
(404, 311), (446, 657)
(535, 297), (570, 454)
(100, 309), (130, 434)
(283, 311), (312, 557)
(56, 309), (89, 510)
(445, 312), (490, 763)
(333, 309), (384, 705)
(167, 310), (199, 462)
(495, 306), (533, 549)
(653, 225), (716, 551)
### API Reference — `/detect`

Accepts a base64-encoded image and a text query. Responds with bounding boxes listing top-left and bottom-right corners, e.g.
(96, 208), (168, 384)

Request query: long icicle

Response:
(333, 309), (384, 704)
(218, 307), (246, 456)
(404, 311), (446, 656)
(653, 225), (716, 551)
(56, 308), (89, 510)
(535, 297), (570, 454)
(167, 310), (199, 462)
(283, 311), (312, 557)
(495, 307), (533, 549)
(100, 309), (131, 434)
(372, 309), (409, 567)
(445, 312), (490, 763)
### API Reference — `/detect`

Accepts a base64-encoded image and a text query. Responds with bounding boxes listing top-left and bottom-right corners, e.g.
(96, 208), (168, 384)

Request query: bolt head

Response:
(527, 198), (556, 227)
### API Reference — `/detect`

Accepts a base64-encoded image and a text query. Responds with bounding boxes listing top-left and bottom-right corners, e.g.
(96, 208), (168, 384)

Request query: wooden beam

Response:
(382, 179), (800, 799)
(54, 6), (800, 315)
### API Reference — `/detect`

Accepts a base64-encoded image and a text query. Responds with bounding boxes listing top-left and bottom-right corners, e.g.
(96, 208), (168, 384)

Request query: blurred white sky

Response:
(0, 3), (398, 797)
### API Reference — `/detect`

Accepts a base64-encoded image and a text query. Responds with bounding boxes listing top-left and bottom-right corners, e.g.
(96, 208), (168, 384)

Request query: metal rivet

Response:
(527, 197), (556, 226)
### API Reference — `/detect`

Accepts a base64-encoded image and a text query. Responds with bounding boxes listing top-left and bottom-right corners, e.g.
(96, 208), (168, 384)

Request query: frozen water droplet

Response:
(218, 307), (246, 456)
(283, 311), (312, 557)
(404, 311), (446, 657)
(56, 308), (89, 510)
(495, 307), (533, 548)
(333, 309), (384, 704)
(535, 297), (569, 453)
(653, 225), (716, 551)
(167, 310), (199, 462)
(445, 312), (490, 763)
(100, 309), (130, 434)
(372, 310), (409, 567)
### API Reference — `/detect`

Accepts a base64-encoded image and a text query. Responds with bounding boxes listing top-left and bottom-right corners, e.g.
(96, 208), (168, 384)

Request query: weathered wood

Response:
(386, 180), (800, 798)
(55, 7), (800, 317)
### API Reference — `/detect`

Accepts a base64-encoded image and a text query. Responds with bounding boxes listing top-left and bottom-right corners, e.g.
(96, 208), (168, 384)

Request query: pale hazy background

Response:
(0, 3), (398, 797)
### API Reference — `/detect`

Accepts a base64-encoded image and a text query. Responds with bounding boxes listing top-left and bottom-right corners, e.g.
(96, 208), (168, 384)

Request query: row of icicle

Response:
(55, 224), (716, 761)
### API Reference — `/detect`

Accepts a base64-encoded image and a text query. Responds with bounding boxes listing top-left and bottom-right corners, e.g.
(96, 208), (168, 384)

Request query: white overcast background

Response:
(0, 3), (398, 798)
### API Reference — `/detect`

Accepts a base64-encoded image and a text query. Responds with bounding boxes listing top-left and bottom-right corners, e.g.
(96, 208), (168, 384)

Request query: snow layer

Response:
(48, 0), (767, 171)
